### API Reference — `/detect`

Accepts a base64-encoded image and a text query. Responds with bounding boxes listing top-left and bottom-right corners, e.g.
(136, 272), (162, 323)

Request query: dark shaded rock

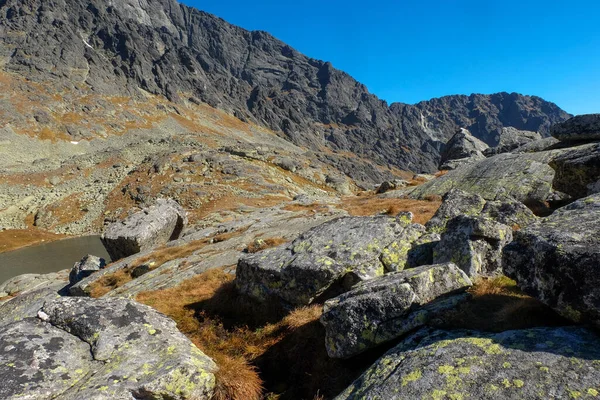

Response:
(503, 193), (600, 327)
(101, 198), (187, 260)
(425, 189), (487, 233)
(337, 327), (600, 399)
(236, 214), (422, 306)
(481, 197), (538, 228)
(438, 128), (488, 170)
(321, 263), (471, 358)
(483, 127), (542, 156)
(550, 142), (600, 198)
(551, 114), (600, 142)
(513, 136), (560, 153)
(69, 254), (106, 285)
(376, 179), (409, 194)
(433, 216), (512, 277)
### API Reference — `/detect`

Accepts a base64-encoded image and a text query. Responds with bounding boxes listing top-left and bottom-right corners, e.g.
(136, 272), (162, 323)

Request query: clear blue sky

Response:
(180, 0), (600, 115)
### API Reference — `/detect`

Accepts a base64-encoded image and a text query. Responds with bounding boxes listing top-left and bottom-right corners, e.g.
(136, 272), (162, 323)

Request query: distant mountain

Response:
(0, 0), (571, 176)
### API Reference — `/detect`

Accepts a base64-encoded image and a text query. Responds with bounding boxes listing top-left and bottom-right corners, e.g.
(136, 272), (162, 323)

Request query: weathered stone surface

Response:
(434, 216), (513, 277)
(0, 270), (69, 299)
(0, 287), (61, 327)
(321, 263), (471, 359)
(550, 142), (600, 198)
(551, 113), (600, 141)
(376, 179), (409, 194)
(425, 189), (486, 233)
(69, 254), (106, 285)
(503, 193), (600, 327)
(405, 233), (440, 269)
(438, 128), (488, 170)
(410, 151), (566, 213)
(101, 198), (187, 260)
(481, 197), (538, 228)
(484, 127), (542, 156)
(236, 215), (422, 306)
(380, 223), (427, 272)
(337, 326), (600, 400)
(0, 297), (217, 400)
(513, 136), (560, 153)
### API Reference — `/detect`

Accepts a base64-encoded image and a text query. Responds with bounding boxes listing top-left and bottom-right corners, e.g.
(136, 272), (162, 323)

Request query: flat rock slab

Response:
(337, 327), (600, 399)
(236, 215), (424, 306)
(0, 297), (216, 399)
(321, 263), (472, 359)
(551, 114), (600, 142)
(102, 198), (188, 260)
(503, 193), (600, 327)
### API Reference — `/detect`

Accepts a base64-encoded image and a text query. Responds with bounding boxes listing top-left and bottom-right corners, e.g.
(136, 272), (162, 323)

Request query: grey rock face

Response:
(0, 287), (61, 327)
(551, 114), (600, 141)
(320, 263), (471, 359)
(425, 189), (487, 233)
(336, 327), (600, 400)
(69, 254), (106, 285)
(550, 142), (600, 198)
(236, 214), (423, 306)
(101, 198), (187, 260)
(438, 128), (488, 170)
(503, 193), (600, 327)
(484, 127), (542, 156)
(376, 179), (409, 194)
(0, 297), (216, 400)
(0, 1), (570, 176)
(0, 270), (69, 299)
(433, 216), (513, 277)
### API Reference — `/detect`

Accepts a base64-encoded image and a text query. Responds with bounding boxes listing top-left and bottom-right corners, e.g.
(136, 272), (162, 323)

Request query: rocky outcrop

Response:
(550, 142), (600, 198)
(484, 127), (542, 156)
(438, 128), (488, 170)
(101, 198), (187, 260)
(551, 114), (600, 142)
(503, 193), (600, 327)
(69, 254), (106, 285)
(376, 179), (409, 194)
(0, 297), (216, 399)
(236, 214), (426, 306)
(337, 327), (600, 399)
(433, 216), (512, 277)
(0, 270), (69, 300)
(320, 263), (471, 359)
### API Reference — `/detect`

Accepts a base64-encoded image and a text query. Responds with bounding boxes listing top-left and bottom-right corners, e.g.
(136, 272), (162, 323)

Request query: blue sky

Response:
(181, 0), (600, 115)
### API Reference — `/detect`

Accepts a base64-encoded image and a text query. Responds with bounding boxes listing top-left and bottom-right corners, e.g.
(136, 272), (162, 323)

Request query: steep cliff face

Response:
(0, 0), (571, 174)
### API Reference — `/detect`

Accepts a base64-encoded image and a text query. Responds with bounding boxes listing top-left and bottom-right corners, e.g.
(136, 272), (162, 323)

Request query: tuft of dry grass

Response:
(135, 268), (371, 400)
(434, 170), (449, 177)
(436, 275), (571, 332)
(338, 195), (442, 225)
(246, 237), (289, 254)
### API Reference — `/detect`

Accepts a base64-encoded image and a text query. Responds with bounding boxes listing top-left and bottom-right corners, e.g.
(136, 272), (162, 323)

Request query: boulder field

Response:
(0, 114), (599, 399)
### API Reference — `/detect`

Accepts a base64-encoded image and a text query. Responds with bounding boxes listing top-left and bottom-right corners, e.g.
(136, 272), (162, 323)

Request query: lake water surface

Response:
(0, 235), (112, 284)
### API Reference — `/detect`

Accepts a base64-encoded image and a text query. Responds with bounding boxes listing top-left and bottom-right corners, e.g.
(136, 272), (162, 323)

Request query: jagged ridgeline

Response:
(0, 0), (570, 176)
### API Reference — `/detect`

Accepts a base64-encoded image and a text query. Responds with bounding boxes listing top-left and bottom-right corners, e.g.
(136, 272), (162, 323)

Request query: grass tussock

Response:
(136, 268), (371, 400)
(246, 237), (289, 254)
(339, 196), (442, 225)
(436, 275), (571, 332)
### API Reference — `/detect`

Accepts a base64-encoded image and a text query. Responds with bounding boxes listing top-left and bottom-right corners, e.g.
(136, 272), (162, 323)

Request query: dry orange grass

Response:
(436, 275), (571, 332)
(0, 229), (67, 253)
(434, 170), (449, 177)
(136, 268), (371, 399)
(338, 196), (442, 225)
(246, 237), (289, 253)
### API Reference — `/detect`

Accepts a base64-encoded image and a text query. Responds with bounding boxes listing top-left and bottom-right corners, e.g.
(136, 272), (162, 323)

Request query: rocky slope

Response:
(0, 0), (570, 177)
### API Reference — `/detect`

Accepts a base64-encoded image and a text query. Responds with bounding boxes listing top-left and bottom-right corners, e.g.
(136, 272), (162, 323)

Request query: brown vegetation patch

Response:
(435, 275), (572, 332)
(245, 237), (289, 253)
(0, 229), (67, 254)
(136, 268), (375, 400)
(40, 193), (88, 228)
(338, 195), (442, 225)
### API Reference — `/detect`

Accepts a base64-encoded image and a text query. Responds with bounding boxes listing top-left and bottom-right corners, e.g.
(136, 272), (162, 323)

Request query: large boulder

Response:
(503, 193), (600, 327)
(550, 142), (600, 198)
(101, 198), (187, 260)
(69, 254), (106, 285)
(438, 128), (488, 170)
(551, 113), (600, 142)
(320, 263), (471, 359)
(337, 326), (600, 400)
(483, 127), (542, 156)
(0, 270), (69, 300)
(236, 215), (426, 306)
(0, 297), (216, 399)
(433, 216), (513, 278)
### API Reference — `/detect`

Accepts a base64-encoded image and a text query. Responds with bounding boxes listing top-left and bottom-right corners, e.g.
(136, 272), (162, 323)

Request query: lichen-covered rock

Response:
(376, 179), (409, 194)
(513, 136), (560, 153)
(380, 223), (426, 272)
(481, 197), (538, 228)
(69, 254), (106, 285)
(101, 198), (188, 261)
(483, 127), (542, 156)
(321, 263), (471, 359)
(410, 151), (565, 213)
(405, 233), (441, 268)
(236, 215), (422, 306)
(336, 326), (600, 400)
(438, 128), (488, 170)
(434, 216), (513, 277)
(0, 287), (61, 327)
(425, 189), (487, 233)
(0, 270), (69, 300)
(503, 193), (600, 327)
(0, 297), (216, 399)
(551, 113), (600, 141)
(550, 142), (600, 198)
